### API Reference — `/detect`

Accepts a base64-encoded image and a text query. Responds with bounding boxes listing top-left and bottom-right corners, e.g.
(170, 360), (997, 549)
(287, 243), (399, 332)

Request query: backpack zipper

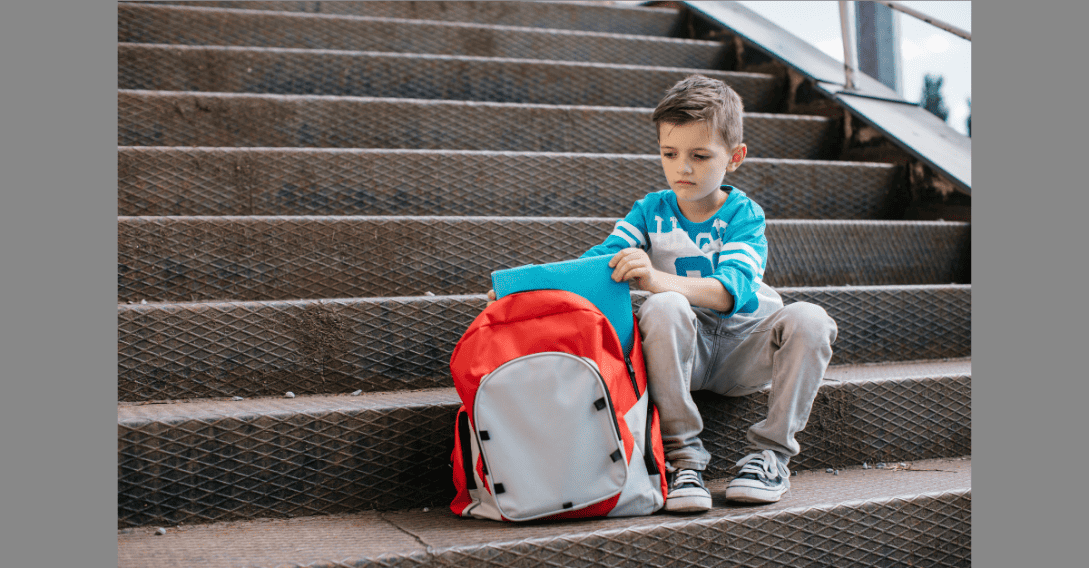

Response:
(624, 353), (660, 478)
(624, 355), (640, 397)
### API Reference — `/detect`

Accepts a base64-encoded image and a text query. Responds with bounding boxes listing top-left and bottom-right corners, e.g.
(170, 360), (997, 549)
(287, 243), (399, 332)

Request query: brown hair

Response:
(652, 74), (744, 149)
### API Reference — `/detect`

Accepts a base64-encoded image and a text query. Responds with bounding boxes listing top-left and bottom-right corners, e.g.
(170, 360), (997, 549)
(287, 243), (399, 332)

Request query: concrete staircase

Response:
(116, 2), (971, 566)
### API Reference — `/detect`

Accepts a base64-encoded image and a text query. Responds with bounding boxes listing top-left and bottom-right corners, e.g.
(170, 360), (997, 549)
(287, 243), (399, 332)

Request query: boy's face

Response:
(658, 121), (746, 212)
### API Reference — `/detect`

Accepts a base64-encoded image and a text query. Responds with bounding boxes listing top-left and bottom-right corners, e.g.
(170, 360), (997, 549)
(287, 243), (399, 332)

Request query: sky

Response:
(734, 1), (972, 135)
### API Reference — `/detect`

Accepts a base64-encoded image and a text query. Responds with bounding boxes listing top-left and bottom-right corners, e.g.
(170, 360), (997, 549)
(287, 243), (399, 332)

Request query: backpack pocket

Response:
(472, 352), (627, 522)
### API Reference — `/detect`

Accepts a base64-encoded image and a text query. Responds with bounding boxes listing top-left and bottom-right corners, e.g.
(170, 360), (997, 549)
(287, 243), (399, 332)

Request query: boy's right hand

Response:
(486, 289), (496, 306)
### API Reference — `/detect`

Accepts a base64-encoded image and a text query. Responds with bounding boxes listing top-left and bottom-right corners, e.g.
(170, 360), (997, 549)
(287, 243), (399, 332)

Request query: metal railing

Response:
(839, 1), (970, 91)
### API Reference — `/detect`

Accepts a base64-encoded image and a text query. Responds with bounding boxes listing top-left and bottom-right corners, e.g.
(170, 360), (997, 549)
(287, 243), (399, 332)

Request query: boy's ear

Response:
(725, 143), (748, 172)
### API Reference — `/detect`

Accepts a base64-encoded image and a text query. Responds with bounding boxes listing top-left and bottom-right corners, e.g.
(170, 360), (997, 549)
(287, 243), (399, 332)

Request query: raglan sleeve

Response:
(710, 201), (768, 318)
(580, 197), (651, 259)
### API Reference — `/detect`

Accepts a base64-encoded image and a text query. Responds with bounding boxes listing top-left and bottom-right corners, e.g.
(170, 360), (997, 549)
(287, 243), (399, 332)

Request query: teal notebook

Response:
(491, 256), (634, 354)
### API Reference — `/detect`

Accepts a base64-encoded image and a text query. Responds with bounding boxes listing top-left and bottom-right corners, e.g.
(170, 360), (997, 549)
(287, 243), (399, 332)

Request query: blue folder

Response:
(491, 255), (634, 354)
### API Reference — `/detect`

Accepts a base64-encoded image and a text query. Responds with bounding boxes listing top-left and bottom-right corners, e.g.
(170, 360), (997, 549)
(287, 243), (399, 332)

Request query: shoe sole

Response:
(723, 486), (786, 504)
(663, 493), (712, 513)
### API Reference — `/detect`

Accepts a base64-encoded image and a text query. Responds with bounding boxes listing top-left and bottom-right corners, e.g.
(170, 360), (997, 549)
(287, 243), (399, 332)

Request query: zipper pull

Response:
(624, 355), (640, 397)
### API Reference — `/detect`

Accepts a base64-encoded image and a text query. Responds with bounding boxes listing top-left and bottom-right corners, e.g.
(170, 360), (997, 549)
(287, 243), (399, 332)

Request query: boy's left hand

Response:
(609, 248), (662, 292)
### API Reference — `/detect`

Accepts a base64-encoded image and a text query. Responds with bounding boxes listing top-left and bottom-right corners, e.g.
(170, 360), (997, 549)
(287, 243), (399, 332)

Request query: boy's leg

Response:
(637, 291), (715, 471)
(637, 291), (719, 512)
(702, 302), (837, 502)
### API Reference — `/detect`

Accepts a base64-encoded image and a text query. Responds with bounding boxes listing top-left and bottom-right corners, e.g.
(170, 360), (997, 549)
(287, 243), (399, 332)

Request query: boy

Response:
(488, 75), (837, 513)
(584, 74), (837, 513)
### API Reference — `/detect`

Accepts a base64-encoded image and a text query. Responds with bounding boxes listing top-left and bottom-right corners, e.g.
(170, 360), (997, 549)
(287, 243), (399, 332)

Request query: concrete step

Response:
(118, 456), (970, 567)
(119, 147), (902, 219)
(118, 43), (781, 111)
(117, 216), (970, 303)
(117, 286), (971, 401)
(118, 91), (830, 158)
(128, 1), (682, 36)
(118, 361), (970, 527)
(120, 3), (722, 68)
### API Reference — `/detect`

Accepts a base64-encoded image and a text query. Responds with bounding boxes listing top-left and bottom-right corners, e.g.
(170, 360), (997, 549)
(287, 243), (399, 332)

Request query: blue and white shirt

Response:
(582, 187), (783, 321)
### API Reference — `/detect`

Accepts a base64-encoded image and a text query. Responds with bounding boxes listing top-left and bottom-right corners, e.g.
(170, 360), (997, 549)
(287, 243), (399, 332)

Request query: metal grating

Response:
(116, 296), (478, 401)
(128, 1), (682, 36)
(117, 375), (968, 527)
(117, 91), (832, 158)
(696, 374), (971, 476)
(119, 3), (722, 69)
(423, 492), (970, 568)
(117, 217), (970, 302)
(777, 285), (972, 365)
(118, 43), (781, 111)
(117, 390), (461, 528)
(116, 462), (970, 567)
(118, 147), (901, 220)
(117, 286), (971, 401)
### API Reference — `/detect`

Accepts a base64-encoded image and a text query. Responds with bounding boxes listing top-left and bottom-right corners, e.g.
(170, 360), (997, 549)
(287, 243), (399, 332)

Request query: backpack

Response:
(449, 287), (667, 521)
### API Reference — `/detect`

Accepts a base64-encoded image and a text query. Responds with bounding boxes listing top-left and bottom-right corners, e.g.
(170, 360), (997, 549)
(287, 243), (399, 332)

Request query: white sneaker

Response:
(664, 469), (712, 513)
(724, 450), (790, 504)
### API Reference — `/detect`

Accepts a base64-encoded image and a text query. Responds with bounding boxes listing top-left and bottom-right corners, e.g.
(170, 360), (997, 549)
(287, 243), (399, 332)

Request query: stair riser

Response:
(118, 374), (970, 527)
(117, 217), (970, 302)
(133, 1), (681, 36)
(117, 287), (971, 401)
(119, 44), (780, 110)
(118, 91), (830, 158)
(119, 148), (902, 219)
(120, 4), (721, 68)
(410, 491), (971, 568)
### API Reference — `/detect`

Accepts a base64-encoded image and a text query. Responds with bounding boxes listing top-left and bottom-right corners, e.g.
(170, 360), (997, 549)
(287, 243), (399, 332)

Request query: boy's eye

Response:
(662, 152), (676, 159)
(694, 155), (710, 161)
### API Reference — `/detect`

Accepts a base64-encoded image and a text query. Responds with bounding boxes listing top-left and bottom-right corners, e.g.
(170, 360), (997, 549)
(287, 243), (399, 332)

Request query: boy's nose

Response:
(679, 161), (693, 174)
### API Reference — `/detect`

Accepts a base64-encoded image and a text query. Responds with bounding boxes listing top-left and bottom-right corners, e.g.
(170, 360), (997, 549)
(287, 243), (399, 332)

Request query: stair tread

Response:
(116, 89), (829, 118)
(116, 146), (892, 165)
(118, 43), (782, 110)
(117, 456), (971, 568)
(121, 3), (709, 42)
(120, 42), (748, 71)
(116, 216), (971, 302)
(117, 357), (970, 422)
(118, 90), (831, 157)
(123, 1), (682, 36)
(117, 285), (972, 402)
(120, 2), (724, 70)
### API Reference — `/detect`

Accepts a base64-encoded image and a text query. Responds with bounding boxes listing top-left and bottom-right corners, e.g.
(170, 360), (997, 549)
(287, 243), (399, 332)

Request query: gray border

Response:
(1, 0), (116, 565)
(972, 0), (1079, 565)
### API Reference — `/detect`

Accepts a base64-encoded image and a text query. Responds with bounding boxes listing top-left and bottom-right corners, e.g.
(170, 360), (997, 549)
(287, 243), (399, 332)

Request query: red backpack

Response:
(449, 289), (667, 521)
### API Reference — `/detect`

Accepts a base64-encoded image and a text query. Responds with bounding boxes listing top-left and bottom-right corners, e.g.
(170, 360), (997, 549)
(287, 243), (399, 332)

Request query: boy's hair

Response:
(652, 74), (744, 149)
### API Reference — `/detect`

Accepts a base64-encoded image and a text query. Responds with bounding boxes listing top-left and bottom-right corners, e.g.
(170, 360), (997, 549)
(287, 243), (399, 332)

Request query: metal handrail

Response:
(839, 1), (970, 92)
(874, 1), (971, 41)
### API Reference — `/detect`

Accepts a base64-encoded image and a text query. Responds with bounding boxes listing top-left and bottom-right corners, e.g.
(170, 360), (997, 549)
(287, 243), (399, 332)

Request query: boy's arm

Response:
(707, 204), (768, 317)
(610, 201), (767, 316)
(581, 201), (651, 259)
(609, 248), (734, 312)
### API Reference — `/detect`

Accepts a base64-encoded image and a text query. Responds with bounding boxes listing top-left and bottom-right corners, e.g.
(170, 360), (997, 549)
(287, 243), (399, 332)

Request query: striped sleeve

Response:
(710, 202), (768, 317)
(580, 198), (650, 259)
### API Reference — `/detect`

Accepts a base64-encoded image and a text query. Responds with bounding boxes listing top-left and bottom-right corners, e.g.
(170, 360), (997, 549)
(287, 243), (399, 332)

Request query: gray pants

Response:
(637, 291), (838, 471)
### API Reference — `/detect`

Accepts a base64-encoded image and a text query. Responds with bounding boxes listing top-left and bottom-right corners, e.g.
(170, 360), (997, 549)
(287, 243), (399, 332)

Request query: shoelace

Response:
(671, 469), (702, 488)
(735, 450), (783, 481)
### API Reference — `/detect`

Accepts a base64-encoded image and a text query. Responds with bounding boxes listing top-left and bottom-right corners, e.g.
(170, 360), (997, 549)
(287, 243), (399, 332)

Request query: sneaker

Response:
(724, 450), (790, 503)
(664, 469), (712, 513)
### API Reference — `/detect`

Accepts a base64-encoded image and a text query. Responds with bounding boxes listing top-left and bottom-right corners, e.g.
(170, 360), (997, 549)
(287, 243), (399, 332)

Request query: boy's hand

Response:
(486, 289), (496, 306)
(609, 248), (663, 292)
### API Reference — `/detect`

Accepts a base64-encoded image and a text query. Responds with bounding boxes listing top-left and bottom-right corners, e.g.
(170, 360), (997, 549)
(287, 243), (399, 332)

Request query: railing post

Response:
(839, 1), (857, 91)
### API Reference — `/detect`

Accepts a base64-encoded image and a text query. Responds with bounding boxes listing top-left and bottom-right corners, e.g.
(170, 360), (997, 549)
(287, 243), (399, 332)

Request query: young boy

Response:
(584, 74), (837, 512)
(488, 74), (837, 513)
